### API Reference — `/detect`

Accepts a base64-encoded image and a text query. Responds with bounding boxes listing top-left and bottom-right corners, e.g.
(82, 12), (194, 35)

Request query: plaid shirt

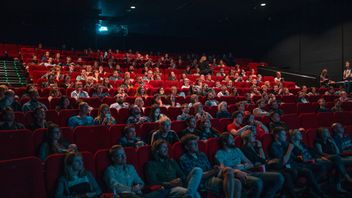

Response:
(179, 152), (212, 175)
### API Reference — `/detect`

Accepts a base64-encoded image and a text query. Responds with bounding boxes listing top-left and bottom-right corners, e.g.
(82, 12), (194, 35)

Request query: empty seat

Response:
(166, 107), (182, 121)
(137, 122), (160, 143)
(259, 134), (273, 155)
(280, 103), (297, 115)
(73, 126), (110, 153)
(219, 118), (233, 132)
(109, 124), (127, 146)
(333, 112), (352, 125)
(0, 129), (34, 160)
(206, 138), (220, 164)
(25, 110), (59, 127)
(281, 95), (297, 103)
(116, 108), (130, 124)
(0, 157), (46, 198)
(171, 120), (187, 133)
(81, 97), (102, 108)
(136, 145), (152, 178)
(297, 103), (318, 114)
(317, 112), (334, 127)
(281, 114), (300, 129)
(299, 113), (318, 129)
(304, 128), (318, 148)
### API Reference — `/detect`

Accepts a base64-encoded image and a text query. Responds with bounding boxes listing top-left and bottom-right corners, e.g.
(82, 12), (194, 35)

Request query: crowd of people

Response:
(1, 49), (352, 198)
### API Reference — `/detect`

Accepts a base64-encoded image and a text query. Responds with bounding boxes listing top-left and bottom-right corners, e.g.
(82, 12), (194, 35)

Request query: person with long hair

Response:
(28, 107), (49, 130)
(55, 152), (101, 197)
(94, 104), (116, 126)
(38, 123), (76, 160)
(148, 104), (163, 122)
(55, 95), (73, 112)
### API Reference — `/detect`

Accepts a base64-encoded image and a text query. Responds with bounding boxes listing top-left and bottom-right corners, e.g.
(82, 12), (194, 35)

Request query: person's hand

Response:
(170, 178), (183, 187)
(132, 184), (143, 192)
(321, 156), (329, 161)
(67, 144), (78, 152)
(288, 143), (295, 151)
(234, 170), (248, 183)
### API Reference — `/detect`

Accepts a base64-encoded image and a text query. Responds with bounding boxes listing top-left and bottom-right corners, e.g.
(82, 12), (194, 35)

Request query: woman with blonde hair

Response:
(94, 104), (116, 126)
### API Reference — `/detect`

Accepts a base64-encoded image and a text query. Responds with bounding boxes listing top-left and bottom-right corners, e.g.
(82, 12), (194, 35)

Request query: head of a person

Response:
(152, 139), (169, 160)
(158, 87), (165, 95)
(318, 98), (326, 107)
(218, 101), (228, 112)
(28, 89), (39, 101)
(331, 122), (344, 136)
(207, 91), (215, 100)
(317, 127), (331, 141)
(2, 107), (15, 123)
(159, 116), (171, 132)
(270, 100), (279, 110)
(181, 104), (190, 114)
(58, 96), (70, 109)
(47, 123), (62, 142)
(123, 125), (136, 140)
(185, 116), (196, 129)
(130, 105), (141, 116)
(109, 145), (126, 165)
(181, 134), (199, 154)
(137, 86), (145, 96)
(76, 82), (83, 91)
(257, 99), (266, 108)
(273, 127), (287, 143)
(134, 97), (144, 108)
(289, 129), (303, 143)
(190, 94), (199, 104)
(243, 113), (255, 125)
(64, 152), (86, 179)
(232, 111), (244, 125)
(270, 112), (281, 123)
(193, 102), (203, 113)
(33, 107), (46, 122)
(78, 102), (90, 115)
(4, 90), (15, 104)
(220, 132), (235, 149)
(200, 118), (211, 130)
(237, 101), (245, 112)
(98, 104), (110, 118)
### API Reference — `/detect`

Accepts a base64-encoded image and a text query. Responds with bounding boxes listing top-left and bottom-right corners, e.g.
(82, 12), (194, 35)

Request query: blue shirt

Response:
(68, 115), (94, 128)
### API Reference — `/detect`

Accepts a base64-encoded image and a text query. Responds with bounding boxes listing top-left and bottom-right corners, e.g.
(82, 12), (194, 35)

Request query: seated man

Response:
(150, 116), (179, 145)
(0, 90), (21, 111)
(204, 92), (219, 107)
(0, 107), (25, 130)
(126, 105), (150, 124)
(22, 89), (48, 112)
(193, 102), (213, 122)
(179, 116), (202, 138)
(104, 145), (168, 198)
(70, 81), (89, 100)
(179, 134), (241, 198)
(268, 112), (289, 133)
(332, 122), (352, 153)
(270, 127), (326, 197)
(145, 139), (203, 198)
(67, 102), (94, 128)
(216, 132), (284, 198)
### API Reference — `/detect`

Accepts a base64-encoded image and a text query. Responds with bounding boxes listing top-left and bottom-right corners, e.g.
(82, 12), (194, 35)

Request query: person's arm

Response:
(55, 177), (72, 198)
(257, 121), (269, 134)
(87, 172), (102, 197)
(230, 125), (251, 136)
(283, 143), (295, 165)
(328, 138), (341, 154)
(238, 149), (254, 169)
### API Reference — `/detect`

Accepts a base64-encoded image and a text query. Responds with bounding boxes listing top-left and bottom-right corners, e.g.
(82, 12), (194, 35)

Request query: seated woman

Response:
(119, 125), (145, 148)
(48, 87), (62, 102)
(242, 113), (269, 138)
(126, 105), (150, 124)
(197, 118), (220, 140)
(28, 107), (49, 131)
(39, 123), (77, 161)
(135, 86), (148, 98)
(216, 101), (231, 119)
(55, 152), (102, 197)
(55, 95), (73, 112)
(94, 104), (116, 126)
(148, 104), (164, 122)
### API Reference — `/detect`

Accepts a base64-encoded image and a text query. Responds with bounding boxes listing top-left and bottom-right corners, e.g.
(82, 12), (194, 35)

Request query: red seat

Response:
(297, 103), (317, 114)
(281, 95), (297, 103)
(0, 129), (34, 160)
(165, 107), (182, 121)
(317, 112), (334, 127)
(171, 120), (187, 133)
(45, 152), (94, 197)
(333, 112), (352, 125)
(304, 128), (318, 148)
(281, 114), (299, 129)
(204, 106), (218, 118)
(259, 134), (273, 155)
(116, 108), (130, 124)
(280, 103), (297, 115)
(207, 138), (221, 164)
(210, 118), (222, 132)
(50, 97), (77, 109)
(0, 157), (46, 198)
(109, 124), (127, 146)
(299, 113), (318, 129)
(219, 118), (233, 132)
(137, 122), (160, 143)
(341, 102), (352, 111)
(73, 126), (110, 153)
(81, 97), (102, 108)
(136, 145), (152, 178)
(25, 110), (59, 127)
(218, 96), (237, 105)
(58, 109), (79, 127)
(102, 97), (116, 106)
(14, 111), (25, 125)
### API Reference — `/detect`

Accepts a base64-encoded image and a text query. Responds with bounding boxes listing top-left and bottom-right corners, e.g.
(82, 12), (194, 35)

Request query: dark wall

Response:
(261, 0), (352, 81)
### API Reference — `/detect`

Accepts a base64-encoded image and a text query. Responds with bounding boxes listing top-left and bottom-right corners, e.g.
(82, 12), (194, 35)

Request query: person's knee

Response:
(191, 167), (203, 176)
(223, 167), (234, 178)
(276, 173), (285, 187)
(234, 178), (242, 190)
(254, 178), (263, 192)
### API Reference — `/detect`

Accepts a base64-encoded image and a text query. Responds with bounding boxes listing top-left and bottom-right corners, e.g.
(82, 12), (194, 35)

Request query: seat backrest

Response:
(0, 129), (34, 160)
(0, 157), (46, 198)
(299, 113), (318, 129)
(116, 108), (130, 124)
(136, 145), (152, 179)
(317, 112), (334, 127)
(333, 112), (352, 125)
(280, 103), (297, 115)
(109, 124), (127, 147)
(171, 120), (187, 133)
(259, 134), (274, 156)
(73, 125), (110, 153)
(58, 109), (79, 127)
(206, 138), (221, 164)
(281, 114), (300, 129)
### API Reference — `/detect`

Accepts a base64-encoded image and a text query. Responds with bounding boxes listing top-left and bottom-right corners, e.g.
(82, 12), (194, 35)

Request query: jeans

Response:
(168, 167), (203, 198)
(250, 172), (284, 198)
